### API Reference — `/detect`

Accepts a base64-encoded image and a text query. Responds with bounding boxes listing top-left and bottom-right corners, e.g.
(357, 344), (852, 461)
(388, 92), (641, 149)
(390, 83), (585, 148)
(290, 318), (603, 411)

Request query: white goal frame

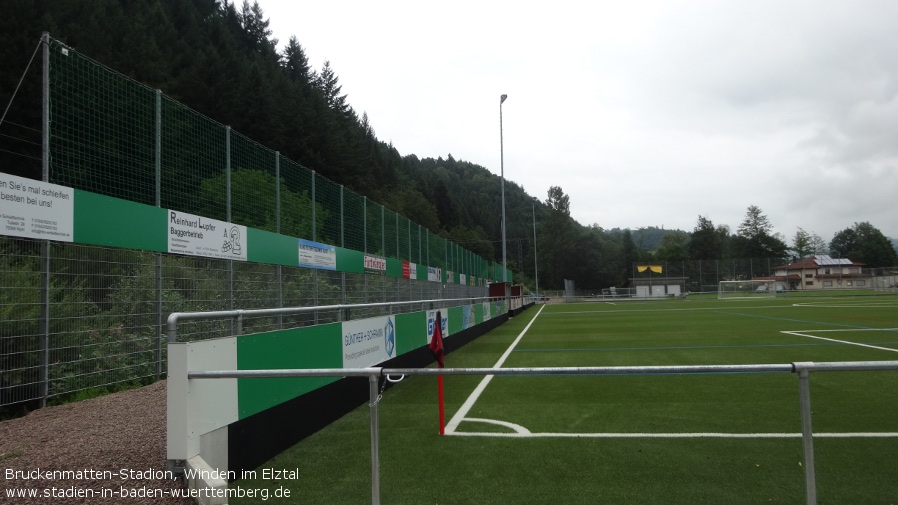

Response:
(718, 280), (778, 300)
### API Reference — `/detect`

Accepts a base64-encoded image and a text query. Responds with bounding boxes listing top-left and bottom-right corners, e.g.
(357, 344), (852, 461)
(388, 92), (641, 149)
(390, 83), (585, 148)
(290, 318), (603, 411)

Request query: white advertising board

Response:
(426, 309), (450, 346)
(167, 210), (247, 261)
(0, 173), (74, 241)
(298, 239), (336, 270)
(342, 316), (396, 368)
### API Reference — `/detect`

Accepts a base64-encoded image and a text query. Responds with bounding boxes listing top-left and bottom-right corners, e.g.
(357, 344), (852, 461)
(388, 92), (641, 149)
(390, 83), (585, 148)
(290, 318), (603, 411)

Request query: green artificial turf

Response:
(232, 295), (898, 504)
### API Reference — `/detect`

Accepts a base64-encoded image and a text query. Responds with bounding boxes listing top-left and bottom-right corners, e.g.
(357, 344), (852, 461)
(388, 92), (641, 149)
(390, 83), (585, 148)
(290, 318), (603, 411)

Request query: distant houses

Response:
(754, 255), (870, 291)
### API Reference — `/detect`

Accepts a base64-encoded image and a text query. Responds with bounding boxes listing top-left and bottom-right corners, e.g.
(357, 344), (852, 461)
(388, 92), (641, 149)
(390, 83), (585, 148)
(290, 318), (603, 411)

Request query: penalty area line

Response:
(782, 330), (898, 354)
(443, 304), (546, 435)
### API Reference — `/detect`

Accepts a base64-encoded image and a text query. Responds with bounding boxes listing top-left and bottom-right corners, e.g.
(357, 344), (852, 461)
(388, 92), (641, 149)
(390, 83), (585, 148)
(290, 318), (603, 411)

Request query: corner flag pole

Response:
(438, 366), (445, 436)
(429, 310), (446, 435)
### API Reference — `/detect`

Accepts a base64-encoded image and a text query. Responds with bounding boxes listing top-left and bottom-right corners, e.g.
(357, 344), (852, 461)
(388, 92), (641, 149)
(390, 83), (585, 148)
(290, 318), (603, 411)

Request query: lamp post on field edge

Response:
(500, 94), (508, 283)
(533, 201), (538, 299)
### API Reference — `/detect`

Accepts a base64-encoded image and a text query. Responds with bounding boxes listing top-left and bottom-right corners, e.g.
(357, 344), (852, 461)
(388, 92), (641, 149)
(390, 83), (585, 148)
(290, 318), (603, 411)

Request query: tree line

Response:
(652, 205), (897, 269)
(0, 0), (895, 292)
(536, 196), (897, 289)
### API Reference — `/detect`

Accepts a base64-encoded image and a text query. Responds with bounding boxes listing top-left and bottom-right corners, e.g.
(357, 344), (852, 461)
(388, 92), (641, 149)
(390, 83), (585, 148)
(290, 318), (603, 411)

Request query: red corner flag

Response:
(430, 310), (446, 435)
(429, 311), (445, 368)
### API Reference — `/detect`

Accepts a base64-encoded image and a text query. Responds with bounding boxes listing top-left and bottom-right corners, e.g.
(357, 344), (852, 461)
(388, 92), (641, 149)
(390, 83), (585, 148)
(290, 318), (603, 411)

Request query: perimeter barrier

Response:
(165, 295), (526, 500)
(185, 361), (898, 505)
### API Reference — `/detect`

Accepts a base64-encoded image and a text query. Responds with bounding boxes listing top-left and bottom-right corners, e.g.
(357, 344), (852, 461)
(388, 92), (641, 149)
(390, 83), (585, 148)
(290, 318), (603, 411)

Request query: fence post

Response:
(39, 243), (50, 406)
(313, 171), (319, 323)
(368, 373), (381, 505)
(341, 185), (347, 319)
(363, 196), (368, 254)
(275, 152), (280, 233)
(155, 89), (163, 378)
(276, 152), (283, 329)
(225, 126), (231, 221)
(225, 127), (235, 334)
(795, 364), (818, 505)
(39, 32), (51, 407)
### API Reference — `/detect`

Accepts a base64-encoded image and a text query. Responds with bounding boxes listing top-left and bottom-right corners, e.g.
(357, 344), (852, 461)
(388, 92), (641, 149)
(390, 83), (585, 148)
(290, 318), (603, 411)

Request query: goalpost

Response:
(718, 280), (778, 300)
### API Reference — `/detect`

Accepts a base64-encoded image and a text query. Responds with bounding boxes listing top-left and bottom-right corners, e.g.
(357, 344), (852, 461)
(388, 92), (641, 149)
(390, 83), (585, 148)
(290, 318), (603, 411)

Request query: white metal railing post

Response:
(796, 365), (817, 505)
(369, 373), (381, 505)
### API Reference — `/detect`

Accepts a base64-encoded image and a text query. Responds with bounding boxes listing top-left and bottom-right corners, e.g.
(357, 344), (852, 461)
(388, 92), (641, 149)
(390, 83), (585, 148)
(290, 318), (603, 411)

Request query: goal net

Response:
(718, 280), (778, 300)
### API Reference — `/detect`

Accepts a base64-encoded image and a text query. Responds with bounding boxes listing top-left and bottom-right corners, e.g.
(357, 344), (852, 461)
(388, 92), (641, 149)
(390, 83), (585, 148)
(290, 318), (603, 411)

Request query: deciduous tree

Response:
(830, 222), (898, 268)
(792, 228), (812, 258)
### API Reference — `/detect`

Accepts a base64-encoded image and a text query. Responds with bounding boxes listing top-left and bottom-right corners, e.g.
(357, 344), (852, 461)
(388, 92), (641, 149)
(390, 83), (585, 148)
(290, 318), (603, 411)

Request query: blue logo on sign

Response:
(384, 317), (395, 357)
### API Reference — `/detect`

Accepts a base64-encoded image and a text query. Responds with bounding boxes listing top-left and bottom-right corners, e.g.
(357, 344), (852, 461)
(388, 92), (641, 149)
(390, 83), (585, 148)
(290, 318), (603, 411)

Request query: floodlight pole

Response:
(533, 201), (539, 298)
(499, 94), (508, 283)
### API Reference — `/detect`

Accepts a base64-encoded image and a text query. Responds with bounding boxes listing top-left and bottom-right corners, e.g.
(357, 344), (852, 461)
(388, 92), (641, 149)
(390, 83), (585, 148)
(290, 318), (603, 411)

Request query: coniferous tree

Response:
(538, 186), (576, 288)
(735, 205), (788, 259)
(620, 229), (638, 279)
(281, 36), (312, 84)
(314, 60), (350, 116)
(688, 216), (721, 260)
(238, 0), (276, 57)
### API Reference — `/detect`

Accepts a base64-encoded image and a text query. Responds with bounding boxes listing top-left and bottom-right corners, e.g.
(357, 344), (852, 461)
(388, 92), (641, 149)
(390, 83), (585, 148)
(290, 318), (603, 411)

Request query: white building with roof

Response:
(756, 255), (870, 291)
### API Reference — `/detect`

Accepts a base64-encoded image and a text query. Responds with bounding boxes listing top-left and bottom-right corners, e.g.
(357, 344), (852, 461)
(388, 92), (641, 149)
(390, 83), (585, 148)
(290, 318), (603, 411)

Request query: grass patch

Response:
(0, 449), (24, 462)
(46, 379), (153, 407)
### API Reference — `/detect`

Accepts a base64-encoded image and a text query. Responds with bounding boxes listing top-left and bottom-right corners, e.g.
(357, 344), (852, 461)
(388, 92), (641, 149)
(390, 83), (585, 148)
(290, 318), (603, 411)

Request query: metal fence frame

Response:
(187, 361), (898, 505)
(0, 238), (488, 408)
(0, 34), (499, 409)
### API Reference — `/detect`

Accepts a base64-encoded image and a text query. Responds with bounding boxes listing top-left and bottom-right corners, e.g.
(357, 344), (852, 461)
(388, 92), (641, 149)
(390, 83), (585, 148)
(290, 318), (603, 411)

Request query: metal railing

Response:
(166, 296), (511, 343)
(186, 360), (898, 505)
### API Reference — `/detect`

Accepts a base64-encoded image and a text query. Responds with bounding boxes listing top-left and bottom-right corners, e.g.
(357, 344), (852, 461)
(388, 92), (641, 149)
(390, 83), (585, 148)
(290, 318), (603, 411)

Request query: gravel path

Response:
(0, 381), (194, 504)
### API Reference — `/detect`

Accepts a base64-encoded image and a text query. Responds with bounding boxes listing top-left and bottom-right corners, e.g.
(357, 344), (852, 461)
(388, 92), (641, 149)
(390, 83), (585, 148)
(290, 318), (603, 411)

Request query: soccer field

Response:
(232, 296), (898, 504)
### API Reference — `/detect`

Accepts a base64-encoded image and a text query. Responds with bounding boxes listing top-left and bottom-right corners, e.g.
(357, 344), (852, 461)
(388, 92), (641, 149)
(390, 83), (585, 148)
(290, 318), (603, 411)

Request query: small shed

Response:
(628, 276), (688, 297)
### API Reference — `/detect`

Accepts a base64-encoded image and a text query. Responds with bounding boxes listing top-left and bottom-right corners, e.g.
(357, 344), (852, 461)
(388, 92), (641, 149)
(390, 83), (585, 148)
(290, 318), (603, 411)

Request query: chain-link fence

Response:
(0, 35), (495, 409)
(626, 259), (898, 294)
(44, 36), (492, 276)
(634, 258), (784, 293)
(0, 236), (483, 407)
(545, 259), (898, 299)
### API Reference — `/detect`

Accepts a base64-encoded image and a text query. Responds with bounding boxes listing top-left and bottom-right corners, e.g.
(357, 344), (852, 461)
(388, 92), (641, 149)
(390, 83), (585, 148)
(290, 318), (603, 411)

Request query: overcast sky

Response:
(260, 0), (898, 242)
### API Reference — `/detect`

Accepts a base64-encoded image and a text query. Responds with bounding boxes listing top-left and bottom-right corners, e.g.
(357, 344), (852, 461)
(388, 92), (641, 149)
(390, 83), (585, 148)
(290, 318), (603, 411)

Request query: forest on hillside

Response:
(1, 0), (895, 290)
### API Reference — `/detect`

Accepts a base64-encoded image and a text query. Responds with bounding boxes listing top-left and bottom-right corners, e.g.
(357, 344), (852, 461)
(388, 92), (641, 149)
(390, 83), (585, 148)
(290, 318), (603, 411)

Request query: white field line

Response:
(443, 304), (546, 434)
(792, 302), (898, 308)
(451, 418), (898, 439)
(449, 431), (898, 439)
(447, 310), (898, 439)
(782, 329), (898, 353)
